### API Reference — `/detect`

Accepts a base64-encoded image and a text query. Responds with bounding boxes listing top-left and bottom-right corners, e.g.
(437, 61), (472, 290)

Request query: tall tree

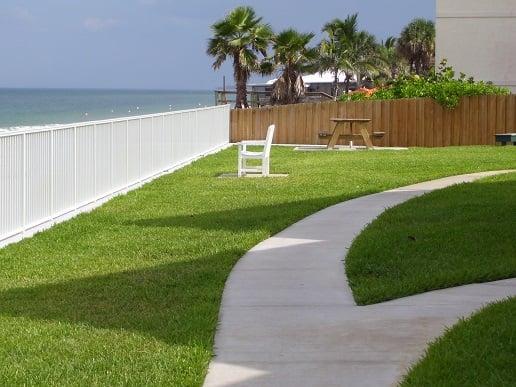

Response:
(376, 37), (406, 84)
(318, 15), (358, 97)
(318, 14), (380, 95)
(269, 29), (318, 105)
(207, 7), (272, 108)
(397, 18), (435, 75)
(345, 30), (379, 89)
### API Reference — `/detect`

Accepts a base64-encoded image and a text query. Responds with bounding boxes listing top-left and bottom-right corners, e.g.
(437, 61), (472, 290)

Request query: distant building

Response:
(250, 71), (359, 97)
(215, 72), (361, 107)
(436, 0), (516, 92)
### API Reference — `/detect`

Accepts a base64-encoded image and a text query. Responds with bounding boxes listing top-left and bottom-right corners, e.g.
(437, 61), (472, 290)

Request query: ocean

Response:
(0, 89), (215, 130)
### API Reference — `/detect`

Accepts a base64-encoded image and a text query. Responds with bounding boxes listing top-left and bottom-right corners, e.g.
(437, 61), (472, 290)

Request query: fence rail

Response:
(0, 104), (231, 247)
(230, 95), (516, 147)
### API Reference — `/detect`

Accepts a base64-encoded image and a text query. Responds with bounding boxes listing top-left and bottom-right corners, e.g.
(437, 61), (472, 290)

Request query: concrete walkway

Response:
(204, 171), (516, 387)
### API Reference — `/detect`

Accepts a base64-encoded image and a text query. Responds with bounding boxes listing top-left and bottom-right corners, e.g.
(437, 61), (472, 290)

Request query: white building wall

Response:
(436, 0), (516, 92)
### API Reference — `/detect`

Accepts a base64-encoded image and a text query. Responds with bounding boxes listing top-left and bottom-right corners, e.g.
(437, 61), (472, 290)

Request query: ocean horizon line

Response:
(0, 87), (214, 92)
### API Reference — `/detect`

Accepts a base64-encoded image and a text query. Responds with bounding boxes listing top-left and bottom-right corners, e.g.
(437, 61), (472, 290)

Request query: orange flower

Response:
(352, 87), (377, 97)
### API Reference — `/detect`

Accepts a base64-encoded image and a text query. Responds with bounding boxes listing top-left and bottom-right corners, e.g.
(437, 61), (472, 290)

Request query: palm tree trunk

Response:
(415, 59), (421, 75)
(236, 78), (248, 109)
(345, 74), (352, 94)
(294, 74), (304, 103)
(333, 68), (339, 98)
(234, 57), (249, 109)
(287, 67), (293, 104)
(391, 64), (397, 79)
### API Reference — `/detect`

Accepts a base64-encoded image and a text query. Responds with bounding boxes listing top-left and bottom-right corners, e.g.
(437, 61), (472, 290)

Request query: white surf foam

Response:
(0, 123), (62, 133)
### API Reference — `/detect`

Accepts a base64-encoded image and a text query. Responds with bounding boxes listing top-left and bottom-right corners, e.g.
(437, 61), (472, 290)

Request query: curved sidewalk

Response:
(204, 171), (516, 387)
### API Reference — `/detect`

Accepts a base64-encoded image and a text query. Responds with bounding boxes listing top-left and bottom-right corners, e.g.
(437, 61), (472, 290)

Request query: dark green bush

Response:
(339, 61), (510, 109)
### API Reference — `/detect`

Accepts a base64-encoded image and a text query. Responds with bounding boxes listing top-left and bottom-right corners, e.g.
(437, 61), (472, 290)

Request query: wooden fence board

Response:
(472, 96), (480, 145)
(230, 95), (515, 147)
(496, 95), (507, 137)
(394, 100), (401, 146)
(407, 99), (417, 147)
(478, 96), (488, 145)
(487, 96), (498, 145)
(461, 97), (470, 145)
(424, 99), (435, 147)
(272, 106), (280, 143)
(442, 104), (452, 146)
(312, 103), (320, 144)
(382, 100), (391, 146)
(372, 101), (384, 147)
(506, 95), (516, 134)
(415, 98), (424, 147)
(451, 99), (460, 145)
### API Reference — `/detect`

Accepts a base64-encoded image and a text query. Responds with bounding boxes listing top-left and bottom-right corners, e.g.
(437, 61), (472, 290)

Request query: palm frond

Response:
(207, 6), (273, 107)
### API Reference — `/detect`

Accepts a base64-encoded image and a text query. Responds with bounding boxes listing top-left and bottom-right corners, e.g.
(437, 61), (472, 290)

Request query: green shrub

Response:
(340, 92), (369, 102)
(339, 60), (510, 109)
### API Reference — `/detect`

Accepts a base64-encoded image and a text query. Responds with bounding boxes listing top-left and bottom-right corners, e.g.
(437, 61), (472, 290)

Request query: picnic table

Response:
(327, 118), (374, 149)
(495, 133), (516, 146)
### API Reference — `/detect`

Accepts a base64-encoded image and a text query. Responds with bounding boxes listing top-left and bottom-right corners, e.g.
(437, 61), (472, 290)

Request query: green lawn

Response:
(0, 146), (514, 386)
(346, 172), (516, 305)
(401, 297), (516, 387)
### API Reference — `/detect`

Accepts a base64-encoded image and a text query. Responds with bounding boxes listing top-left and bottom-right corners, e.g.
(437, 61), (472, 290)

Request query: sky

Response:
(0, 0), (435, 90)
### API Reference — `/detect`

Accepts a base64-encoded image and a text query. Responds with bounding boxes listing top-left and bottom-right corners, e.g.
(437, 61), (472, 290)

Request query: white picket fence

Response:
(0, 104), (231, 247)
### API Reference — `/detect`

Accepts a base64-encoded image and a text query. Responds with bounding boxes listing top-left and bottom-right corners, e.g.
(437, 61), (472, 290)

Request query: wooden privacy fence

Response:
(231, 95), (516, 147)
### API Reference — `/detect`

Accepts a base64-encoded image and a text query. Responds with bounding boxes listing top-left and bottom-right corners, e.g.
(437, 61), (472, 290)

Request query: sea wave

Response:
(0, 124), (62, 133)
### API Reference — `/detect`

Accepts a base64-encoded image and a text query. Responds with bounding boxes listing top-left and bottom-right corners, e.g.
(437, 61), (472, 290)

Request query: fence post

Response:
(50, 129), (54, 216)
(110, 122), (114, 189)
(151, 117), (154, 172)
(93, 123), (97, 198)
(126, 120), (129, 185)
(22, 133), (27, 234)
(139, 118), (142, 180)
(195, 110), (199, 154)
(74, 126), (77, 208)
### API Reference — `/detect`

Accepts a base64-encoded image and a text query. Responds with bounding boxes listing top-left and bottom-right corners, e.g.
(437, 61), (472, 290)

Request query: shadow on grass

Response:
(127, 196), (347, 232)
(0, 195), (354, 347)
(0, 250), (244, 348)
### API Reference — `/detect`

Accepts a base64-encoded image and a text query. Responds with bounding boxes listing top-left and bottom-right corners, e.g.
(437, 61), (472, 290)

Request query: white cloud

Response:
(83, 17), (119, 32)
(13, 7), (34, 23)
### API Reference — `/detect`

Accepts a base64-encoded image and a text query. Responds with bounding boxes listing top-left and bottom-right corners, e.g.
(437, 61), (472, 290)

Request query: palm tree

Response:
(345, 30), (380, 90)
(207, 7), (273, 108)
(269, 29), (318, 105)
(397, 18), (435, 75)
(318, 14), (381, 95)
(375, 37), (406, 84)
(318, 15), (358, 97)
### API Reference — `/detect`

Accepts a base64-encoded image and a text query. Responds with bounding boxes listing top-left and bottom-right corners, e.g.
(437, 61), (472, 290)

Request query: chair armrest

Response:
(239, 140), (266, 146)
(239, 140), (266, 153)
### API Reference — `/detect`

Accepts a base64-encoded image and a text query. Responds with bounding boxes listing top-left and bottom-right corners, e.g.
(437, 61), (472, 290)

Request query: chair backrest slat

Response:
(264, 124), (275, 158)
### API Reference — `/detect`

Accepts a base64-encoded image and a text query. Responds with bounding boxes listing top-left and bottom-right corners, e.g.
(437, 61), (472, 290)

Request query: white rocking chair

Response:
(238, 124), (275, 177)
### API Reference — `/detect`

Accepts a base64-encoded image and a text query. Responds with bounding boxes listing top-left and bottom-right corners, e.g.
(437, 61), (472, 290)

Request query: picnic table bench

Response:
(495, 133), (516, 145)
(322, 118), (384, 150)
